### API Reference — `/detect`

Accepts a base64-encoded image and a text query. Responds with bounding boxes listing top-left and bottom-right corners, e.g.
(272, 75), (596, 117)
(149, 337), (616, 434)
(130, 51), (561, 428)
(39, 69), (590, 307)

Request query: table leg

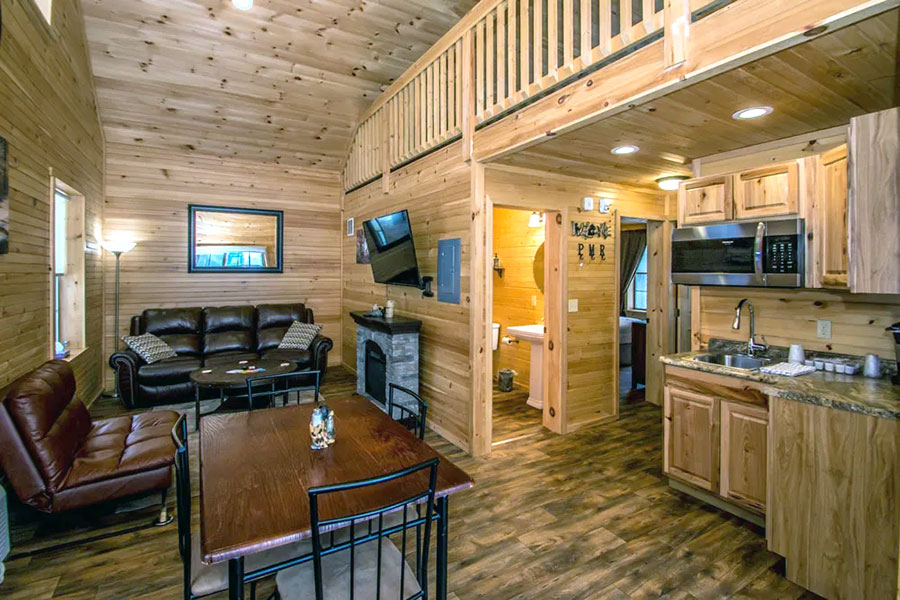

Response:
(436, 496), (449, 600)
(228, 557), (245, 600)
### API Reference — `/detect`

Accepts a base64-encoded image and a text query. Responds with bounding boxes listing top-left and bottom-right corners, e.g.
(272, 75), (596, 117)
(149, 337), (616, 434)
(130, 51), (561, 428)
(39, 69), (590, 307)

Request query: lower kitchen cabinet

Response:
(663, 366), (769, 520)
(720, 400), (767, 512)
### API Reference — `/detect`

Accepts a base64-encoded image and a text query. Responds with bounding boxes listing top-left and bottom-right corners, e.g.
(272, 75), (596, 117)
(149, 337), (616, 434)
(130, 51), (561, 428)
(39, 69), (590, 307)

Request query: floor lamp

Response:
(102, 240), (137, 399)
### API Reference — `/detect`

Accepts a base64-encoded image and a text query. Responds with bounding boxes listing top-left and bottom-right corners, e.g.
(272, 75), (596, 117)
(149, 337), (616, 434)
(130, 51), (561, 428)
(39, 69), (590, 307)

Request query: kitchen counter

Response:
(660, 350), (900, 421)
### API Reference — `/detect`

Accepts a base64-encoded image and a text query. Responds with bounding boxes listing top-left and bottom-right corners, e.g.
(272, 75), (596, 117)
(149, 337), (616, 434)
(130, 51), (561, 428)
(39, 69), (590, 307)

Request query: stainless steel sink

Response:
(693, 353), (771, 370)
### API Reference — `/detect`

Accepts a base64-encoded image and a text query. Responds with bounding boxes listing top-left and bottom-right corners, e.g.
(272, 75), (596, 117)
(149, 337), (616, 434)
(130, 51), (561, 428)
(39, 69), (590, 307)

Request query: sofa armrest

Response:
(308, 335), (333, 379)
(109, 350), (145, 408)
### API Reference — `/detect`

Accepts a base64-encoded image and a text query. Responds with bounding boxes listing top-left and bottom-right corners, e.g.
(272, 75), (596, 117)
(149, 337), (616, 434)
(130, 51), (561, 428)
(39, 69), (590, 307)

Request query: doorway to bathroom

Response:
(491, 206), (547, 445)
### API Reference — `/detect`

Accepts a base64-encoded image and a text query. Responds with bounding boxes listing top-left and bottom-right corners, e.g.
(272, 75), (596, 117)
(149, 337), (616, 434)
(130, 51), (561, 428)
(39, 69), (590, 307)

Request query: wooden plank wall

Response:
(0, 0), (105, 399)
(492, 207), (544, 384)
(697, 288), (900, 359)
(566, 211), (619, 431)
(102, 144), (342, 388)
(342, 142), (473, 451)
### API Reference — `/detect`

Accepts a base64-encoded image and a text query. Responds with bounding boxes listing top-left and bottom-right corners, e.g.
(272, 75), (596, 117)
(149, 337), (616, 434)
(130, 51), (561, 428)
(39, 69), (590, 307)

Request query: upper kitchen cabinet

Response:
(678, 175), (734, 225)
(817, 145), (849, 289)
(733, 162), (799, 220)
(848, 108), (900, 295)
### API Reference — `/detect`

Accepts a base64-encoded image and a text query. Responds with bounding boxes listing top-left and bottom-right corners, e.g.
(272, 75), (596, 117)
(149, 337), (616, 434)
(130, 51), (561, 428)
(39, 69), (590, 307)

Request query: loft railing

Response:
(342, 0), (724, 190)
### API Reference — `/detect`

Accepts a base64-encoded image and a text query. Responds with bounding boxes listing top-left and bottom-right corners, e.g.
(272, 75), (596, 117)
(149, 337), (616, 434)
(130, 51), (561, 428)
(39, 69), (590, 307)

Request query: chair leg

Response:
(154, 487), (174, 526)
(250, 581), (256, 600)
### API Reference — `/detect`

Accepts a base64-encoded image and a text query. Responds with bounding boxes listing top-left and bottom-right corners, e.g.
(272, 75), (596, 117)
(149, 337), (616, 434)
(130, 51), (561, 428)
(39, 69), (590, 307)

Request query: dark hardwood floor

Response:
(492, 384), (543, 445)
(1, 367), (819, 599)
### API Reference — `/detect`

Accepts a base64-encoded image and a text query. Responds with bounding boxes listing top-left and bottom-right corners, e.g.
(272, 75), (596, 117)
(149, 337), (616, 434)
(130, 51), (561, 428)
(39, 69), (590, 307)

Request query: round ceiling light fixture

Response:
(611, 144), (640, 155)
(232, 0), (253, 10)
(656, 175), (690, 191)
(732, 106), (774, 120)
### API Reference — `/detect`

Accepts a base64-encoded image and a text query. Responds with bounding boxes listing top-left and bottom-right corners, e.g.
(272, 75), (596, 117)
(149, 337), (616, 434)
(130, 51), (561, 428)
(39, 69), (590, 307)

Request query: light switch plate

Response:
(582, 197), (594, 211)
(816, 319), (832, 339)
(568, 299), (578, 312)
(531, 295), (537, 307)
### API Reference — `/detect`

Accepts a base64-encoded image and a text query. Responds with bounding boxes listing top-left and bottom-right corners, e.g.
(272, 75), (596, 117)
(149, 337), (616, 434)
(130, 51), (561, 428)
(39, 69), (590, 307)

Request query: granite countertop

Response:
(660, 348), (900, 421)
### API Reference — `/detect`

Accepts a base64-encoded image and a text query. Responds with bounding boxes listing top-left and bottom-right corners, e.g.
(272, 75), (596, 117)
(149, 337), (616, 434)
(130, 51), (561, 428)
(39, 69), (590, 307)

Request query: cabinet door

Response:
(664, 386), (718, 491)
(819, 145), (849, 288)
(678, 175), (734, 226)
(733, 162), (799, 219)
(720, 401), (767, 513)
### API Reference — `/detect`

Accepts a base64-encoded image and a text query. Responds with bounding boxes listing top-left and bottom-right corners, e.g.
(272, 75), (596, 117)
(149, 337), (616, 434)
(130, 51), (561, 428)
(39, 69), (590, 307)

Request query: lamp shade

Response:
(101, 240), (137, 254)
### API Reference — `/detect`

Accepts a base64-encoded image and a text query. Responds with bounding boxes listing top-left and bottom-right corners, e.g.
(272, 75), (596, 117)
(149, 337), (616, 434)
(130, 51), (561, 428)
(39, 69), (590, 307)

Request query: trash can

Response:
(497, 369), (517, 392)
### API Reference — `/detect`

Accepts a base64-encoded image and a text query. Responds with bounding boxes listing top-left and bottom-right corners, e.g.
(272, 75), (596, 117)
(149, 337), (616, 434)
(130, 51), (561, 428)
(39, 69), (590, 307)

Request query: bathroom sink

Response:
(506, 325), (544, 343)
(693, 353), (771, 371)
(505, 325), (544, 409)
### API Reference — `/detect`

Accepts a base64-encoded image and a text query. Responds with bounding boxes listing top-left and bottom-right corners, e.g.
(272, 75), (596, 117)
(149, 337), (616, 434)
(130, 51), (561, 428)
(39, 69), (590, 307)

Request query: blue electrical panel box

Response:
(437, 238), (461, 304)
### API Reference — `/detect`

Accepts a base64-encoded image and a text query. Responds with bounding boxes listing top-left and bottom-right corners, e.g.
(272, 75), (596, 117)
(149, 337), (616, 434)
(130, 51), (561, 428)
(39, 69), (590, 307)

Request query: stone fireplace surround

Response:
(351, 311), (422, 415)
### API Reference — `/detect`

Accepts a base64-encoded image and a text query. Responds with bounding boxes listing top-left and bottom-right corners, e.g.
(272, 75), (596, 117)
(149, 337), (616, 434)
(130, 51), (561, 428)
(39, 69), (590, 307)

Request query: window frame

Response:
(49, 178), (86, 359)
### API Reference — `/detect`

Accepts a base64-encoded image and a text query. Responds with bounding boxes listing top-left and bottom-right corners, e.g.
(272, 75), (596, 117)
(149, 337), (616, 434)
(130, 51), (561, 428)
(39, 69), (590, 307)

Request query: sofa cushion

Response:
(65, 410), (178, 489)
(123, 333), (177, 364)
(138, 356), (202, 385)
(4, 360), (92, 492)
(203, 306), (254, 356)
(278, 322), (322, 351)
(256, 304), (309, 353)
(142, 308), (203, 356)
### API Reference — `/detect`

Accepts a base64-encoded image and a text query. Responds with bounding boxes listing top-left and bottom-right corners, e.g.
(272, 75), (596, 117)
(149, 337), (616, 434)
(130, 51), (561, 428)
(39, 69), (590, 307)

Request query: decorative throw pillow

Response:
(123, 333), (177, 364)
(278, 321), (322, 351)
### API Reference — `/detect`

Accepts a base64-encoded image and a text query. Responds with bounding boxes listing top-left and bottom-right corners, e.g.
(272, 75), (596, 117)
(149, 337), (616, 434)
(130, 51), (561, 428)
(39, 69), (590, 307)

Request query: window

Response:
(629, 248), (649, 312)
(51, 181), (85, 358)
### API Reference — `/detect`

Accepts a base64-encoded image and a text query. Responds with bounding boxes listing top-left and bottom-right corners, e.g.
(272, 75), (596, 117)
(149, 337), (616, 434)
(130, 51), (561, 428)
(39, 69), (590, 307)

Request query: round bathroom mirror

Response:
(533, 243), (545, 293)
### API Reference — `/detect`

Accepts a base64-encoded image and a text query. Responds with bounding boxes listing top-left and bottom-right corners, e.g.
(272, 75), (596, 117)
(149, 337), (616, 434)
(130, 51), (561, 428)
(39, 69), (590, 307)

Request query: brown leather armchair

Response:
(0, 360), (178, 516)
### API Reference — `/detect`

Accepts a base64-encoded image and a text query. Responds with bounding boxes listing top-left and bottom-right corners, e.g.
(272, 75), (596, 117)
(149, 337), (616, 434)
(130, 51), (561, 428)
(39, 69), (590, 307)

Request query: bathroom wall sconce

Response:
(492, 253), (505, 278)
(528, 211), (544, 228)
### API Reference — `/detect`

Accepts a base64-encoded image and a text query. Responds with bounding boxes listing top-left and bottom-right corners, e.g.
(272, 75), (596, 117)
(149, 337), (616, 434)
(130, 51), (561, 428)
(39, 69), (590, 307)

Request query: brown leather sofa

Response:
(109, 303), (333, 408)
(0, 360), (178, 514)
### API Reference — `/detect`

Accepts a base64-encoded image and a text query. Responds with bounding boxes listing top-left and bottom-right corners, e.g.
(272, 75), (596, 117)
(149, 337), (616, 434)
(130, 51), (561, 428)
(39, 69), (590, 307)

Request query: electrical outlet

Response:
(531, 295), (537, 307)
(817, 319), (832, 339)
(568, 299), (578, 312)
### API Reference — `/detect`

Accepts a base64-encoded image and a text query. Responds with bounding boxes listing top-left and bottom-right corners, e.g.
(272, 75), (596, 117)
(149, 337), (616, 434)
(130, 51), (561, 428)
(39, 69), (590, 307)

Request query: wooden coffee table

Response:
(190, 359), (297, 428)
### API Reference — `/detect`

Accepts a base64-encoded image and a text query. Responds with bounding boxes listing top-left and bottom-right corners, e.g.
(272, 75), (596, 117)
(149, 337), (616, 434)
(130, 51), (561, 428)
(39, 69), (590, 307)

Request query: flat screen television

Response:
(363, 210), (422, 287)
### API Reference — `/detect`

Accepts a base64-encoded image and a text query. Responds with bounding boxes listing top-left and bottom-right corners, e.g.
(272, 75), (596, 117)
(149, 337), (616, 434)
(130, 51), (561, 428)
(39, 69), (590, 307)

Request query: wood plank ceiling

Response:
(497, 9), (898, 187)
(81, 0), (478, 170)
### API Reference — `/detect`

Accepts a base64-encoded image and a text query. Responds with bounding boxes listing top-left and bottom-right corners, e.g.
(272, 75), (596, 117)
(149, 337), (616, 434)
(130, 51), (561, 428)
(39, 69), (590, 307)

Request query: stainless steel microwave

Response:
(671, 219), (805, 287)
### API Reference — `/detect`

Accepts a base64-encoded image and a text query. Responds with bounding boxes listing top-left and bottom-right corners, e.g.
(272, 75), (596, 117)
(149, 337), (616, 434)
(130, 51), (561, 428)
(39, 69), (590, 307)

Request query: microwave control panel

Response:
(765, 234), (799, 273)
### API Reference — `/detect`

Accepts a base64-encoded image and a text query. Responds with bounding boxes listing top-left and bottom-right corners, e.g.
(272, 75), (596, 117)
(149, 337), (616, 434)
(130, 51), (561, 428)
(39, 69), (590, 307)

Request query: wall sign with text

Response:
(571, 220), (611, 239)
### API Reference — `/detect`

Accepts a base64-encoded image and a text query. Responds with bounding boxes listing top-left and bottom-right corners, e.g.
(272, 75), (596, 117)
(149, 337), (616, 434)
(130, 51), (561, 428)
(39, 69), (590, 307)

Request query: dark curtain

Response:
(620, 229), (646, 316)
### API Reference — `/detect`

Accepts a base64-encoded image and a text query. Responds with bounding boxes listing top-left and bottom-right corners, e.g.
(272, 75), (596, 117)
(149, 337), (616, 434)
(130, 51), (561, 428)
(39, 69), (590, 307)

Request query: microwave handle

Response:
(754, 221), (766, 283)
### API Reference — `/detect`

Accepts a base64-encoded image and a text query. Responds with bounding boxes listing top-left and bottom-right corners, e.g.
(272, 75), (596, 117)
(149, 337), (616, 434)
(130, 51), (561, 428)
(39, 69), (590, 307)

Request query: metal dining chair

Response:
(171, 414), (312, 600)
(387, 383), (428, 440)
(246, 370), (321, 410)
(275, 458), (440, 600)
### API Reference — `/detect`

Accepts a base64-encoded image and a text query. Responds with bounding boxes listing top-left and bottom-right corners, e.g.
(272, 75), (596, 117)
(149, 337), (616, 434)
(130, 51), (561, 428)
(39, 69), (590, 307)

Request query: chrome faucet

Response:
(732, 299), (768, 356)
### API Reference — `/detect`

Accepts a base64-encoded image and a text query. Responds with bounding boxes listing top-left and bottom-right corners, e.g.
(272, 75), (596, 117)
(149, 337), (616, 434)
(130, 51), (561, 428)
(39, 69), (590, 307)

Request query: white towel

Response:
(760, 362), (816, 377)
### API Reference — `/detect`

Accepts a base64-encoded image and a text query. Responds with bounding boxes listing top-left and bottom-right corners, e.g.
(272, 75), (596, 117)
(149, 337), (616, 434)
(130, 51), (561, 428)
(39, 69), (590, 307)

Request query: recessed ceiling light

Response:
(611, 145), (640, 155)
(732, 106), (774, 120)
(232, 0), (253, 10)
(656, 175), (690, 191)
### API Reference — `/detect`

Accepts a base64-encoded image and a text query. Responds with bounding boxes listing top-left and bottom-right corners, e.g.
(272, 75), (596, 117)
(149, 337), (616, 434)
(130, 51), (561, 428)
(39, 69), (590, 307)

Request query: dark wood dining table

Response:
(199, 395), (475, 600)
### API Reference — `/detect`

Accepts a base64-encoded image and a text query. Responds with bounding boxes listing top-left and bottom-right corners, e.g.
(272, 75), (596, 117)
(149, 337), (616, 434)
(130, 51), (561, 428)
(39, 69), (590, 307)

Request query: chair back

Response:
(308, 458), (439, 600)
(387, 384), (428, 440)
(170, 414), (192, 597)
(246, 370), (320, 410)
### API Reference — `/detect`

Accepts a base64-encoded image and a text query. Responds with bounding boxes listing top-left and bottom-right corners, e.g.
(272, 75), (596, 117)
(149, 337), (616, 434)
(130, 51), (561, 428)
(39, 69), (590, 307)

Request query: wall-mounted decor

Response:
(346, 217), (354, 236)
(355, 228), (370, 264)
(577, 242), (606, 266)
(0, 137), (8, 255)
(188, 204), (283, 273)
(572, 220), (611, 239)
